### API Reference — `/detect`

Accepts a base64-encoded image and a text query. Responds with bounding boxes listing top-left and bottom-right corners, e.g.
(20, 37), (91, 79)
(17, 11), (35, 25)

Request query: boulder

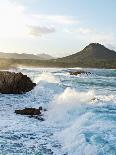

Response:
(15, 107), (42, 115)
(15, 107), (44, 121)
(69, 70), (91, 76)
(0, 71), (36, 94)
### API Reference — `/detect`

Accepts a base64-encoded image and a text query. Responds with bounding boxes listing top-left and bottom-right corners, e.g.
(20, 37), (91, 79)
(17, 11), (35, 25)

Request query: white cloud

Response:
(27, 25), (56, 36)
(65, 27), (115, 47)
(0, 0), (29, 38)
(31, 14), (79, 25)
(0, 1), (60, 38)
(65, 28), (91, 34)
(0, 0), (79, 39)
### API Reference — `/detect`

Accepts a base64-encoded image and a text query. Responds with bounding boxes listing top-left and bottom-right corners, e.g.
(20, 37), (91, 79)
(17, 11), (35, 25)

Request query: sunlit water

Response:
(0, 67), (116, 155)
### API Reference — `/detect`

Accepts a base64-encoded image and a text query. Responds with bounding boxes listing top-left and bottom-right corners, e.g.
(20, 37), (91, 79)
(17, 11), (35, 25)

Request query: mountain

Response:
(36, 53), (54, 60)
(58, 43), (116, 61)
(56, 43), (116, 68)
(0, 52), (54, 60)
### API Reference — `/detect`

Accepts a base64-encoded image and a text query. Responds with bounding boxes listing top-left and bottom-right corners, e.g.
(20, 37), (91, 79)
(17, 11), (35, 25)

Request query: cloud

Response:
(0, 0), (79, 39)
(27, 25), (56, 36)
(65, 27), (115, 47)
(31, 14), (79, 25)
(65, 28), (91, 34)
(0, 0), (28, 38)
(10, 1), (79, 25)
(0, 1), (58, 38)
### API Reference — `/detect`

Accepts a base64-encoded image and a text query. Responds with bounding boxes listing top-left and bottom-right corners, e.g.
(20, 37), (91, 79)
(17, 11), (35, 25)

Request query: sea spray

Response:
(57, 112), (98, 155)
(47, 87), (95, 123)
(53, 87), (95, 104)
(33, 72), (60, 84)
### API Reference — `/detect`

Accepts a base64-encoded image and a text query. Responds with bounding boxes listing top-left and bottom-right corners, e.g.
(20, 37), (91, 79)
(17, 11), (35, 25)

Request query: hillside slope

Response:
(55, 43), (116, 68)
(58, 43), (116, 61)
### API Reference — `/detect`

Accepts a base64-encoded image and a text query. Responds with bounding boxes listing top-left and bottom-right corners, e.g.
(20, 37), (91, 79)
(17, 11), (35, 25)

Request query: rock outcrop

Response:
(15, 107), (44, 121)
(69, 70), (91, 75)
(15, 107), (42, 115)
(0, 71), (36, 94)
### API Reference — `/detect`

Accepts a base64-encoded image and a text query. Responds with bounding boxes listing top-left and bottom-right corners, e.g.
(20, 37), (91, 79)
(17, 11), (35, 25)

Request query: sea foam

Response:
(47, 87), (95, 123)
(34, 72), (60, 84)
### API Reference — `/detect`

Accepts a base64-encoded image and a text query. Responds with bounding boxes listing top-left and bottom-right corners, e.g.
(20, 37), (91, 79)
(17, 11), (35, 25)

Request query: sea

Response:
(0, 67), (116, 155)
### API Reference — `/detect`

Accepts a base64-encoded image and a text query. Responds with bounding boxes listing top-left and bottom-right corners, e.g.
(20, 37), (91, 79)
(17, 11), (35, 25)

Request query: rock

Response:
(29, 115), (45, 121)
(0, 71), (36, 94)
(15, 107), (44, 121)
(15, 107), (42, 115)
(69, 70), (91, 76)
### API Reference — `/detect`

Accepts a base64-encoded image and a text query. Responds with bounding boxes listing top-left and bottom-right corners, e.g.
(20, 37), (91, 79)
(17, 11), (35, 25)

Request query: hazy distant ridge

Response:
(0, 52), (54, 60)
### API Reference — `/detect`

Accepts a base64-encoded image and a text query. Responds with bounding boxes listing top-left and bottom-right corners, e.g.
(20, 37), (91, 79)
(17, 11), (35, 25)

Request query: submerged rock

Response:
(0, 71), (36, 94)
(69, 70), (91, 76)
(15, 107), (45, 121)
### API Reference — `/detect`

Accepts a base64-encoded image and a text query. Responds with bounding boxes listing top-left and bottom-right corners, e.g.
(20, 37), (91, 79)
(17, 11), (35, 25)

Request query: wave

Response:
(53, 87), (95, 105)
(47, 88), (95, 123)
(45, 88), (98, 154)
(58, 111), (116, 155)
(33, 72), (60, 84)
(58, 112), (99, 155)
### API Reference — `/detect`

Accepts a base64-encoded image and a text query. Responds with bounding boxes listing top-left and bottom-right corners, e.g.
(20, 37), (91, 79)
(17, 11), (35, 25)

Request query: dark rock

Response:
(39, 106), (43, 111)
(69, 70), (91, 76)
(0, 71), (36, 94)
(15, 107), (42, 115)
(29, 115), (45, 121)
(15, 107), (44, 121)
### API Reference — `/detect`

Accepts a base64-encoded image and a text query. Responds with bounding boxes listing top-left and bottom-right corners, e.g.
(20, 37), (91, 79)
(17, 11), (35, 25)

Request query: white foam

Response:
(34, 72), (60, 84)
(58, 112), (98, 155)
(54, 87), (95, 105)
(47, 88), (95, 123)
(58, 113), (116, 155)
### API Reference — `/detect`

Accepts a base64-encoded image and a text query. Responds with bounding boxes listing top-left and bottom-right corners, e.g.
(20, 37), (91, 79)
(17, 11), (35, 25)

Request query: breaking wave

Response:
(47, 88), (95, 123)
(33, 72), (60, 84)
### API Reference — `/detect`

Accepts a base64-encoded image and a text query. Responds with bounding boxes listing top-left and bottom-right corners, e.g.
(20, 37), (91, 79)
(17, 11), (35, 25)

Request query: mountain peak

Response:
(88, 43), (103, 47)
(84, 43), (106, 51)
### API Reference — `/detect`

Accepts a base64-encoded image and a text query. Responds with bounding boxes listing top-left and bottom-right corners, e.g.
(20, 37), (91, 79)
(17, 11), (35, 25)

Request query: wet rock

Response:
(29, 115), (45, 121)
(15, 107), (45, 121)
(69, 70), (91, 75)
(0, 71), (36, 94)
(15, 107), (42, 115)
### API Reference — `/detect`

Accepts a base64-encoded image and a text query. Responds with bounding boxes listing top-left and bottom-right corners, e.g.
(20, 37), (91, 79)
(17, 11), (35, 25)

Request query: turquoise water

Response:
(0, 67), (116, 155)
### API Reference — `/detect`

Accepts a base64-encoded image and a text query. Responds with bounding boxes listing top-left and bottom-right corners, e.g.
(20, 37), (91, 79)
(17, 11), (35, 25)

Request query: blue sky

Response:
(0, 0), (115, 57)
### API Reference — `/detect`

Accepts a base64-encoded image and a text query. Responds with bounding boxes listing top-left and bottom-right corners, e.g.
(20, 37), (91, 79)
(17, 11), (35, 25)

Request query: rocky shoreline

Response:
(0, 71), (46, 121)
(0, 71), (36, 94)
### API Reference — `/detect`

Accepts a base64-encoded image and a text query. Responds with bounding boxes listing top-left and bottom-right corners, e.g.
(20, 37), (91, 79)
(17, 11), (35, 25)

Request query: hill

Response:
(55, 43), (116, 68)
(36, 53), (54, 60)
(57, 43), (116, 61)
(0, 52), (54, 60)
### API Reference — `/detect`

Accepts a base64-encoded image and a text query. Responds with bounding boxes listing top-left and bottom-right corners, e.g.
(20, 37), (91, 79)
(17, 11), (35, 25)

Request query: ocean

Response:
(0, 67), (116, 155)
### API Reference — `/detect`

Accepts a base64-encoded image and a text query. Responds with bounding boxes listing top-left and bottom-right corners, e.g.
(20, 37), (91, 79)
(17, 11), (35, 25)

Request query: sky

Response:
(0, 0), (116, 57)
